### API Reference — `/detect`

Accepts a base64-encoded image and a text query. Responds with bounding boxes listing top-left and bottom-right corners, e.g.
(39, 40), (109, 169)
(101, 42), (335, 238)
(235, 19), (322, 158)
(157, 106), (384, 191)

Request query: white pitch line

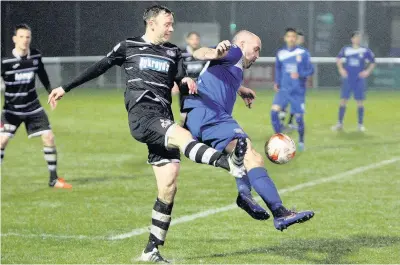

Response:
(2, 157), (399, 241)
(109, 157), (400, 240)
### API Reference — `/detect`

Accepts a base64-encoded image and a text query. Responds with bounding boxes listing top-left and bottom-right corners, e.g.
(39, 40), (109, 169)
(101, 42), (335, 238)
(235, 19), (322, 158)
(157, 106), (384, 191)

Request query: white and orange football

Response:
(265, 133), (296, 164)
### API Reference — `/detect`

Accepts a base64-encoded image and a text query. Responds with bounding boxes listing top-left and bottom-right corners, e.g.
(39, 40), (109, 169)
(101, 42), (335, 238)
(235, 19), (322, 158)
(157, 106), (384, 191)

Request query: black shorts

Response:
(127, 98), (180, 166)
(0, 108), (51, 138)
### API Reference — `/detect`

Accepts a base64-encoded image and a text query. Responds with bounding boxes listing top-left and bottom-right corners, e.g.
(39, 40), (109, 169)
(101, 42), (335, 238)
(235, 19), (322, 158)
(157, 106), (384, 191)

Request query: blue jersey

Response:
(275, 46), (313, 93)
(337, 46), (375, 79)
(183, 46), (243, 115)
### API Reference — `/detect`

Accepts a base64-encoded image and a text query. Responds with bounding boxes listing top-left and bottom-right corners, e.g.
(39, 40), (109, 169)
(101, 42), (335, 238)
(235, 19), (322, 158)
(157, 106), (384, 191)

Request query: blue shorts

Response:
(185, 107), (248, 152)
(341, 78), (366, 100)
(273, 90), (305, 114)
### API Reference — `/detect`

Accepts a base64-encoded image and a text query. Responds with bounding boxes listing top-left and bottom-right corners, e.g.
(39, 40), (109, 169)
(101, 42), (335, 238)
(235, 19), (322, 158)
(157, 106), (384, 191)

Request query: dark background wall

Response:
(1, 1), (395, 58)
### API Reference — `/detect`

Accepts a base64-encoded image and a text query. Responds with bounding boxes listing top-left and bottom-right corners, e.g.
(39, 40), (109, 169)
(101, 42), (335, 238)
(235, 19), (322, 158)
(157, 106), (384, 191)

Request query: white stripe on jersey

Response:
(5, 80), (34, 85)
(126, 54), (175, 64)
(3, 107), (43, 116)
(12, 99), (39, 109)
(2, 58), (20, 64)
(4, 87), (36, 97)
(28, 54), (42, 59)
(144, 81), (169, 88)
(5, 67), (38, 75)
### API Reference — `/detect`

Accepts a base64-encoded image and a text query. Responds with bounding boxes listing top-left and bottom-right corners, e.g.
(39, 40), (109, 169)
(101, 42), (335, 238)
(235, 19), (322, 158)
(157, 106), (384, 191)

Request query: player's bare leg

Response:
(271, 104), (282, 133)
(0, 134), (11, 164)
(332, 99), (348, 131)
(166, 124), (244, 177)
(41, 131), (71, 188)
(140, 163), (179, 263)
(356, 100), (365, 131)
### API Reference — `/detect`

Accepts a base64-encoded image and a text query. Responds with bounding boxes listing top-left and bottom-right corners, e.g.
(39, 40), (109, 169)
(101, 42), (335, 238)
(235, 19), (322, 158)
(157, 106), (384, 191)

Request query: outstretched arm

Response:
(193, 40), (231, 61)
(48, 41), (126, 109)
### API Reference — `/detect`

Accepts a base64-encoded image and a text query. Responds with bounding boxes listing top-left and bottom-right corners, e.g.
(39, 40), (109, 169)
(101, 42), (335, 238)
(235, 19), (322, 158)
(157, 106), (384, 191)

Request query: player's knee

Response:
(167, 124), (193, 149)
(340, 99), (347, 106)
(244, 147), (264, 170)
(42, 131), (55, 146)
(271, 104), (281, 112)
(356, 101), (364, 107)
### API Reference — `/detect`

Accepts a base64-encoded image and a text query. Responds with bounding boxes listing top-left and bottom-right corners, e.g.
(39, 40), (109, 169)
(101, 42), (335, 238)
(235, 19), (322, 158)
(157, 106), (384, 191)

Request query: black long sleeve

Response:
(62, 57), (113, 92)
(62, 41), (126, 92)
(37, 59), (52, 93)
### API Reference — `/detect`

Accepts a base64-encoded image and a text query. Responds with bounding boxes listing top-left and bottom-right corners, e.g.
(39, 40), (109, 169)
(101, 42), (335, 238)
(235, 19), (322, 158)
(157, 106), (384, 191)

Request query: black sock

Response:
(145, 198), (174, 253)
(43, 146), (58, 184)
(288, 114), (294, 125)
(1, 148), (4, 164)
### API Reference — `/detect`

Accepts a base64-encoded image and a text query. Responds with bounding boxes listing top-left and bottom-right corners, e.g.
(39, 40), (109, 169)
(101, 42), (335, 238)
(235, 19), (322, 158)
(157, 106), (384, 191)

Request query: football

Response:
(265, 133), (296, 164)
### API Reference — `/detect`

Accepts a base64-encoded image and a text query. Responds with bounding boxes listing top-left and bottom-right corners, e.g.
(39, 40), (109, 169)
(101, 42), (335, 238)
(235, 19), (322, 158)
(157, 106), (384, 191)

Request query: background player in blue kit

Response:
(332, 31), (376, 132)
(271, 28), (314, 151)
(183, 30), (314, 231)
(279, 30), (306, 131)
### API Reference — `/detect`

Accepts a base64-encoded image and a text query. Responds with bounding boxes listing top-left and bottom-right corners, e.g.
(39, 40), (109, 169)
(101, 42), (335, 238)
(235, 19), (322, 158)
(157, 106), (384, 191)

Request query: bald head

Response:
(232, 30), (261, 69)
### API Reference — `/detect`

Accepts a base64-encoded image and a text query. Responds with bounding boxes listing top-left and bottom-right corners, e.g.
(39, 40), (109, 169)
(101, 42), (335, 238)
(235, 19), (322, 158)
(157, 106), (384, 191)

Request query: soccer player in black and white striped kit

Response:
(48, 6), (245, 262)
(1, 24), (71, 189)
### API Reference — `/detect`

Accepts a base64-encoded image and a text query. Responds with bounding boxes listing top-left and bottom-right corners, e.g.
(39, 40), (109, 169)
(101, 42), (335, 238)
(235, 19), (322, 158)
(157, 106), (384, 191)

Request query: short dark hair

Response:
(187, 32), (200, 38)
(143, 5), (174, 27)
(297, 30), (304, 36)
(285, 27), (297, 34)
(14, 23), (31, 35)
(351, 31), (361, 38)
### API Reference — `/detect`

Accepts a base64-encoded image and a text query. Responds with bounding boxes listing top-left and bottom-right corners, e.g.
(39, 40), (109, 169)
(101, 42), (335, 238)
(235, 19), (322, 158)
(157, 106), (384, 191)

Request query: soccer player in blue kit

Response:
(271, 28), (314, 151)
(183, 30), (314, 231)
(332, 31), (375, 132)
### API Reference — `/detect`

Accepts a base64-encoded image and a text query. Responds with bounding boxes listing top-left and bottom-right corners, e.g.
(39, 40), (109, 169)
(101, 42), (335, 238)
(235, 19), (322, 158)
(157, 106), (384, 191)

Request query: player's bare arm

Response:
(193, 40), (231, 60)
(359, 62), (376, 78)
(336, 58), (348, 77)
(238, 86), (256, 108)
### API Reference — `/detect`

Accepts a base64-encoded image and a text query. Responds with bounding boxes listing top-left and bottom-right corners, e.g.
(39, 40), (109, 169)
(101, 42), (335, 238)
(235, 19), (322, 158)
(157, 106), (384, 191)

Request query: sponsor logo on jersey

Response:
(139, 57), (170, 73)
(12, 63), (20, 69)
(14, 71), (34, 81)
(139, 47), (149, 51)
(166, 50), (176, 57)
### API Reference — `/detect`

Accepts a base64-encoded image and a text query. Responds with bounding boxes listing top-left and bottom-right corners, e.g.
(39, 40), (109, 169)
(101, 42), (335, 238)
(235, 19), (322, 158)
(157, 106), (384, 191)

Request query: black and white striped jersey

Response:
(62, 36), (187, 107)
(181, 47), (207, 80)
(1, 48), (51, 115)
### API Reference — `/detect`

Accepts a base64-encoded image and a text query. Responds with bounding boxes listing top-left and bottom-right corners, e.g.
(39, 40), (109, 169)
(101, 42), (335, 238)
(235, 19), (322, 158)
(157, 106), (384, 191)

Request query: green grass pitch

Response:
(1, 89), (400, 263)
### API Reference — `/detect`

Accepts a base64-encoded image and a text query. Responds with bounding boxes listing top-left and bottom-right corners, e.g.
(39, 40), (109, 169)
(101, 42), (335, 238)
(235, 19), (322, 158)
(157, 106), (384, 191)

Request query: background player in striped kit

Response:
(0, 24), (71, 189)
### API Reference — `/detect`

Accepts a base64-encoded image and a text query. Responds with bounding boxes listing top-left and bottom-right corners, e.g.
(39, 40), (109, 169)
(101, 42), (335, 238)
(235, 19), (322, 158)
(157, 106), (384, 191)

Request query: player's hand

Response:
(359, 70), (370, 78)
(290, 72), (299, 79)
(215, 40), (231, 58)
(181, 77), (197, 94)
(47, 87), (65, 110)
(238, 86), (256, 109)
(273, 83), (280, 92)
(339, 69), (348, 78)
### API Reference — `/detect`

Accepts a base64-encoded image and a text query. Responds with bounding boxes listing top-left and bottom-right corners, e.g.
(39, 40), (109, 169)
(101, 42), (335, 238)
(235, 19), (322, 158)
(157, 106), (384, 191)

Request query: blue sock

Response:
(338, 105), (346, 124)
(296, 114), (305, 143)
(358, 106), (364, 125)
(271, 110), (281, 133)
(247, 167), (282, 211)
(235, 175), (252, 195)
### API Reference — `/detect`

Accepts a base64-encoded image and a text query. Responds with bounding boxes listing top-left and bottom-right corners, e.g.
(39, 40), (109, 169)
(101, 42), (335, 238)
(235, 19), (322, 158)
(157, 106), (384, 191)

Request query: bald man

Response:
(183, 30), (314, 231)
